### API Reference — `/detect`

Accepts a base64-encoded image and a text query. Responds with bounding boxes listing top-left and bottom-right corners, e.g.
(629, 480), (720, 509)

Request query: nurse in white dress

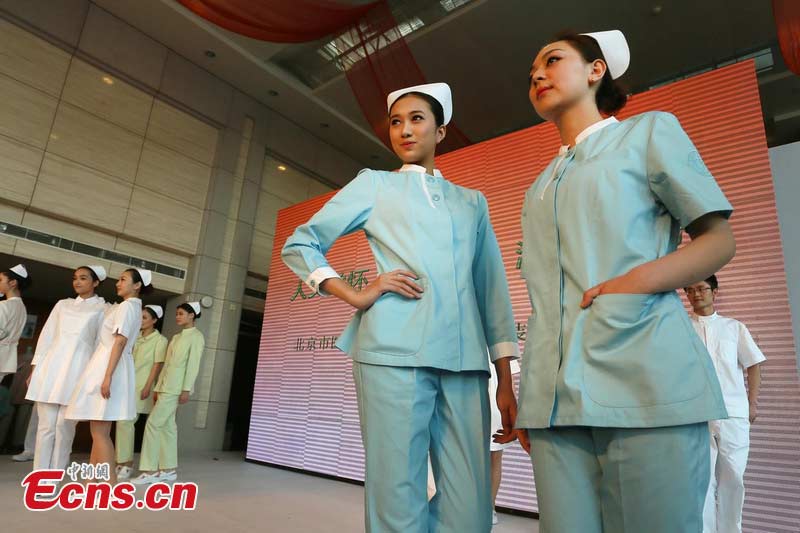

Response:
(66, 268), (150, 483)
(0, 264), (30, 378)
(26, 266), (108, 471)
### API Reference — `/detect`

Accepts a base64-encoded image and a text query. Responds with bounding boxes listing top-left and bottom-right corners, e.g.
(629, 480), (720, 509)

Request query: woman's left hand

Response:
(179, 391), (190, 405)
(493, 385), (519, 445)
(101, 377), (112, 399)
(580, 271), (649, 309)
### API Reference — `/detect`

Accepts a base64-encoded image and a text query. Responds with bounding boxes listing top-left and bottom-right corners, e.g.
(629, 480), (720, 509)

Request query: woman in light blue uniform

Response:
(517, 31), (736, 532)
(282, 83), (519, 533)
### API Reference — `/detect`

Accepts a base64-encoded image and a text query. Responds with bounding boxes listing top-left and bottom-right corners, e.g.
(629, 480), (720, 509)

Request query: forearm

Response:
(319, 278), (360, 307)
(145, 363), (163, 390)
(626, 215), (735, 294)
(493, 357), (514, 390)
(104, 340), (126, 379)
(747, 365), (762, 404)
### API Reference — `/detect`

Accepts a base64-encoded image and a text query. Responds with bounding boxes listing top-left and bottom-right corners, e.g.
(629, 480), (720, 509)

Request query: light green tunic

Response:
(132, 330), (167, 414)
(154, 327), (204, 395)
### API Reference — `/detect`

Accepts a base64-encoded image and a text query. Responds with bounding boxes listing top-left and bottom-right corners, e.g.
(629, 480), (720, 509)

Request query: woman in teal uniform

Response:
(282, 83), (519, 533)
(517, 30), (736, 532)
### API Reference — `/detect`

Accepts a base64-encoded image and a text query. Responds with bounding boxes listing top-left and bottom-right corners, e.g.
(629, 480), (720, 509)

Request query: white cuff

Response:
(307, 267), (340, 296)
(489, 341), (520, 363)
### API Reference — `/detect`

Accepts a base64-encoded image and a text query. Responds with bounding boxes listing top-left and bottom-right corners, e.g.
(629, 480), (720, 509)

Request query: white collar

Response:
(399, 164), (443, 177)
(559, 116), (619, 155)
(75, 295), (98, 303)
(693, 312), (719, 323)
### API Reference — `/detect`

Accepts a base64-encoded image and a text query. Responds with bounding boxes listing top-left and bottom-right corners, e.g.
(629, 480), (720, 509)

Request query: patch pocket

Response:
(583, 293), (706, 408)
(358, 278), (431, 356)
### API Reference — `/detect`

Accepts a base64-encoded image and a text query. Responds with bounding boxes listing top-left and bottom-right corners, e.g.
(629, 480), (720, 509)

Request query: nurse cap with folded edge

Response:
(9, 264), (28, 278)
(145, 304), (163, 319)
(580, 30), (630, 79)
(386, 83), (453, 125)
(135, 268), (152, 287)
(185, 301), (201, 315)
(86, 265), (107, 281)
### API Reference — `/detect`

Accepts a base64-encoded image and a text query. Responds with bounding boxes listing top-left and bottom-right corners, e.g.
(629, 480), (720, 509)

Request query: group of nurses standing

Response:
(283, 28), (737, 533)
(16, 264), (204, 485)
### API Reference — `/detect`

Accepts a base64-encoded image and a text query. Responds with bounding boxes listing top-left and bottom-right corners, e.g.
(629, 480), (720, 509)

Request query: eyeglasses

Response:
(685, 287), (713, 295)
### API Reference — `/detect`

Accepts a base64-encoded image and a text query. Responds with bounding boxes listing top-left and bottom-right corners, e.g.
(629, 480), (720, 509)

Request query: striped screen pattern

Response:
(248, 61), (799, 528)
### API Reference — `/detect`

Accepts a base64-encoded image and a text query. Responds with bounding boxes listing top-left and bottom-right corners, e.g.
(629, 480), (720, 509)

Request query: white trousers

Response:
(33, 402), (78, 471)
(24, 404), (38, 453)
(703, 417), (750, 533)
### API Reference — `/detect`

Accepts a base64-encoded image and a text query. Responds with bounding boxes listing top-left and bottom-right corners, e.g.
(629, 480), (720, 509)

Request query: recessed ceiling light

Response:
(101, 76), (114, 85)
(651, 4), (663, 15)
(268, 90), (279, 97)
(277, 165), (287, 171)
(205, 50), (216, 58)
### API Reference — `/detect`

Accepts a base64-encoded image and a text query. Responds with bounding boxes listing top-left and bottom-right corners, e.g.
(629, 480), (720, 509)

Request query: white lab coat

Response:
(0, 297), (27, 374)
(26, 296), (107, 405)
(692, 312), (765, 533)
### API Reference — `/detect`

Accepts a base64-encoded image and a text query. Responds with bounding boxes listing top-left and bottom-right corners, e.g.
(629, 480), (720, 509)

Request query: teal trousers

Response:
(353, 362), (491, 533)
(529, 423), (710, 533)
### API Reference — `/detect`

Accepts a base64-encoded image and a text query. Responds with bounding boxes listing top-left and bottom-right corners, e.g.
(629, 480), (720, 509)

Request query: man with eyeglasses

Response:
(684, 274), (765, 533)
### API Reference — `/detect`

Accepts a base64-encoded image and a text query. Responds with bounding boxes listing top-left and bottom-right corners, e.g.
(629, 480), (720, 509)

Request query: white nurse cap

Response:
(10, 264), (28, 278)
(186, 301), (201, 315)
(145, 304), (163, 319)
(581, 30), (630, 79)
(135, 268), (152, 287)
(386, 82), (453, 125)
(86, 265), (107, 281)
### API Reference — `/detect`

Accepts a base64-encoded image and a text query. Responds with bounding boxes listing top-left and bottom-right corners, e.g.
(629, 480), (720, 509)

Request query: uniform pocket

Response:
(582, 293), (707, 408)
(358, 279), (431, 356)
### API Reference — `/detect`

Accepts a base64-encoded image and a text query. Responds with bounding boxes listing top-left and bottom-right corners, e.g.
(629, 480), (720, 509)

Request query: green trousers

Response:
(138, 393), (179, 471)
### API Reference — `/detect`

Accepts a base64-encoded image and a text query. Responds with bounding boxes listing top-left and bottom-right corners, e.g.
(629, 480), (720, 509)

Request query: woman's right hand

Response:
(348, 270), (423, 310)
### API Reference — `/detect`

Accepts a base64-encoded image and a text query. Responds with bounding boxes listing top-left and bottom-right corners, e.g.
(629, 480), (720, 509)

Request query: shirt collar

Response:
(693, 311), (719, 323)
(558, 116), (619, 155)
(399, 164), (443, 178)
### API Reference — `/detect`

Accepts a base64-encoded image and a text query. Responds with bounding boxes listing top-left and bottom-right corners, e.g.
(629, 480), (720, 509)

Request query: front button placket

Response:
(550, 148), (575, 424)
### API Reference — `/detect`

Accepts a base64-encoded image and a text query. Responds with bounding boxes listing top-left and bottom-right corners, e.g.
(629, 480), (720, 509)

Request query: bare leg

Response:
(89, 421), (117, 484)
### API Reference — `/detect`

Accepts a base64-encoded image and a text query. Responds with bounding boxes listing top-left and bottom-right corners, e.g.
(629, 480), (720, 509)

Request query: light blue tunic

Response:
(517, 111), (733, 429)
(282, 164), (519, 371)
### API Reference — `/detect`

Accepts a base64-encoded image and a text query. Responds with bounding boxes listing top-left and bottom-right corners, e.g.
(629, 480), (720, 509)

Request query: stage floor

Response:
(1, 451), (538, 532)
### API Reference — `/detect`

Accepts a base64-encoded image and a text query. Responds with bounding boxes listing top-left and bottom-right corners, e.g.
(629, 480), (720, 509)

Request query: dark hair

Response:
(390, 91), (445, 127)
(124, 268), (154, 296)
(178, 303), (201, 319)
(684, 274), (718, 292)
(2, 267), (31, 291)
(76, 266), (102, 284)
(1, 374), (13, 388)
(550, 31), (628, 115)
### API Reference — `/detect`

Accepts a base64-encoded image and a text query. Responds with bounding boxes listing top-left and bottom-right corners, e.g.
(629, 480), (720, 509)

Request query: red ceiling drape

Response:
(176, 0), (379, 43)
(338, 1), (471, 153)
(176, 0), (471, 152)
(773, 0), (800, 76)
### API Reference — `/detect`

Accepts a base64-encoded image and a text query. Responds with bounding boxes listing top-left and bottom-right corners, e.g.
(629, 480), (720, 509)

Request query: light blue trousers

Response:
(353, 362), (491, 533)
(529, 423), (710, 533)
